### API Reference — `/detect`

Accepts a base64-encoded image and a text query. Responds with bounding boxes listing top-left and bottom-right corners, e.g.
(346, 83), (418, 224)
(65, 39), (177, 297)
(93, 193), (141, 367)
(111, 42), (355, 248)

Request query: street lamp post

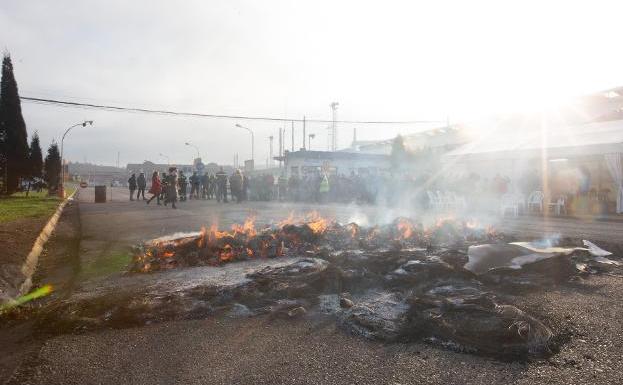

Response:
(158, 153), (170, 165)
(185, 142), (200, 160)
(268, 135), (274, 168)
(235, 124), (255, 165)
(60, 120), (93, 197)
(308, 133), (316, 150)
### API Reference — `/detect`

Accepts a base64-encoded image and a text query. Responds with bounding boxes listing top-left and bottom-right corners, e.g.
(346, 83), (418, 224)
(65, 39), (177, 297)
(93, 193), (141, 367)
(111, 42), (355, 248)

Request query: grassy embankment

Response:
(0, 186), (76, 224)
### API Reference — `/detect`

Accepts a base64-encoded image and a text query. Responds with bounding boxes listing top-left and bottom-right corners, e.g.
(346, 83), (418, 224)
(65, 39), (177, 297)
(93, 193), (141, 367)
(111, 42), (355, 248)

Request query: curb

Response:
(17, 189), (78, 297)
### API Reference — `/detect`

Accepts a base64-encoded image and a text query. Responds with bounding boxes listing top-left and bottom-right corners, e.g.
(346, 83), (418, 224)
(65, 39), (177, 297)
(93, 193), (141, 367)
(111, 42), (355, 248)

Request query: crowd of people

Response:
(125, 166), (558, 212)
(126, 167), (389, 209)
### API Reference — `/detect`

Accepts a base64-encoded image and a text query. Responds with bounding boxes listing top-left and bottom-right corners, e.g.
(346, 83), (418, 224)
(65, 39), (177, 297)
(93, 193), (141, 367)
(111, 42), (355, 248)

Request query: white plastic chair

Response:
(527, 191), (544, 212)
(548, 196), (566, 216)
(500, 193), (520, 217)
(427, 190), (441, 210)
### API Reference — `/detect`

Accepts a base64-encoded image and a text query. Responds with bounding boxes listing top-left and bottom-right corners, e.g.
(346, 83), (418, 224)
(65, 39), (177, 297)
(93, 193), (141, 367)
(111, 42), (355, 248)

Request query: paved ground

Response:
(2, 186), (623, 385)
(77, 186), (623, 264)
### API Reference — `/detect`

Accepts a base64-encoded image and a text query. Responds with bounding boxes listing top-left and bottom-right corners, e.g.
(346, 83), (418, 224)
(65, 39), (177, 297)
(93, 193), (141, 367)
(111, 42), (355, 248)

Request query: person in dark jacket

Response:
(136, 172), (147, 200)
(189, 171), (200, 199)
(163, 167), (178, 209)
(230, 169), (243, 203)
(128, 173), (137, 201)
(178, 171), (188, 201)
(215, 167), (228, 203)
(201, 172), (210, 199)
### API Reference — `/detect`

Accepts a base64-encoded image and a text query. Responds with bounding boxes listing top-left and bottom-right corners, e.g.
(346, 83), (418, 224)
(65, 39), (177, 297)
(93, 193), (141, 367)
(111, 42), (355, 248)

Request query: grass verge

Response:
(0, 190), (60, 224)
(79, 251), (132, 280)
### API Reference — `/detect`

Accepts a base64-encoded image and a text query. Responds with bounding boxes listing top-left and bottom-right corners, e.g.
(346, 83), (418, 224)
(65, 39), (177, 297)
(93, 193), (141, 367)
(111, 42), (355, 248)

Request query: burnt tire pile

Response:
(40, 218), (623, 361)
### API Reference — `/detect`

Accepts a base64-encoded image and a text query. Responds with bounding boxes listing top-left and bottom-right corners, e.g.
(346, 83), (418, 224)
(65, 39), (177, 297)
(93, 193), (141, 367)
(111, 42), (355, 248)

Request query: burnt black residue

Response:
(29, 218), (623, 361)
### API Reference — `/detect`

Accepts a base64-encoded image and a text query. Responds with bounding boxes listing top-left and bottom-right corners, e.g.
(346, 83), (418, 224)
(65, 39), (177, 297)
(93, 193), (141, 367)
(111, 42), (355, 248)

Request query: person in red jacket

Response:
(146, 171), (162, 205)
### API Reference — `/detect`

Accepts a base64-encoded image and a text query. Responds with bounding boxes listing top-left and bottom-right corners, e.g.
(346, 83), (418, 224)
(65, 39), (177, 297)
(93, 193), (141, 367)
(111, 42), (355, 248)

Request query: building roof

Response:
(445, 119), (623, 160)
(285, 150), (389, 161)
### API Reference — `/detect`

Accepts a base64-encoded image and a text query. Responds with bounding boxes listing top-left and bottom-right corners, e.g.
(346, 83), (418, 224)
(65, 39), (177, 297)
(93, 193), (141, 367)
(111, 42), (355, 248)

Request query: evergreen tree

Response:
(29, 131), (43, 178)
(0, 53), (29, 194)
(44, 142), (61, 193)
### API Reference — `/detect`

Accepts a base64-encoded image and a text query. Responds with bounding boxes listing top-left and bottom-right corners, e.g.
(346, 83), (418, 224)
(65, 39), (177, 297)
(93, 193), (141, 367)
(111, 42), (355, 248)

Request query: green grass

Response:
(0, 189), (61, 223)
(79, 251), (132, 280)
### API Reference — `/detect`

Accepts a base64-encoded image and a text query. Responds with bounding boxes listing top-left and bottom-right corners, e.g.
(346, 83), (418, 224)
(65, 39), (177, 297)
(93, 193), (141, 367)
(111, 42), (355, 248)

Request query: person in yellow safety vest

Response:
(319, 173), (330, 203)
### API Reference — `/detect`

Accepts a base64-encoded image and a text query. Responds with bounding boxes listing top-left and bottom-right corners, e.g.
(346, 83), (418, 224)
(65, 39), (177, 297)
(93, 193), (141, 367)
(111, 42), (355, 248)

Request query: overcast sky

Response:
(2, 0), (623, 166)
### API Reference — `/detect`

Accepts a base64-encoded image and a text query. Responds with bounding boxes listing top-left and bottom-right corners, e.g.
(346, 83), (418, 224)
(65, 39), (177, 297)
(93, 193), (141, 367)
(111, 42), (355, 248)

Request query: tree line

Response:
(0, 52), (61, 196)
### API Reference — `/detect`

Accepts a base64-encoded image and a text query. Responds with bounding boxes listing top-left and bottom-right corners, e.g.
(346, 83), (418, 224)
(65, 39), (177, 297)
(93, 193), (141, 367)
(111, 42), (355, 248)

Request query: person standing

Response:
(230, 169), (243, 203)
(201, 172), (210, 199)
(215, 167), (228, 203)
(242, 172), (249, 201)
(178, 171), (188, 201)
(164, 167), (178, 209)
(136, 172), (147, 200)
(128, 173), (137, 201)
(146, 171), (162, 205)
(159, 172), (168, 202)
(187, 171), (198, 199)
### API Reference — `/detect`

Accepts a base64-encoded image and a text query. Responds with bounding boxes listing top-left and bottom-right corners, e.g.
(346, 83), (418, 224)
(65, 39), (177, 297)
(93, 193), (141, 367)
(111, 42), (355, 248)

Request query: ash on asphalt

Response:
(24, 218), (623, 365)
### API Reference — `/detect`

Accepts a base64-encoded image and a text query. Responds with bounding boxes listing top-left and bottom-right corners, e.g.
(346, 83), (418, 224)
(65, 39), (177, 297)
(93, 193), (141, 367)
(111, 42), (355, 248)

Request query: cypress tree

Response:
(29, 131), (43, 178)
(0, 53), (29, 194)
(44, 142), (61, 193)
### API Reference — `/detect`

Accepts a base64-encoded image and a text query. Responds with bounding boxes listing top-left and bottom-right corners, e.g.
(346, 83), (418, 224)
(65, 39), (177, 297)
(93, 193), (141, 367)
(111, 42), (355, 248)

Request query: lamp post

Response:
(268, 135), (274, 168)
(158, 153), (170, 165)
(184, 142), (200, 160)
(60, 120), (93, 197)
(235, 123), (255, 165)
(308, 133), (316, 150)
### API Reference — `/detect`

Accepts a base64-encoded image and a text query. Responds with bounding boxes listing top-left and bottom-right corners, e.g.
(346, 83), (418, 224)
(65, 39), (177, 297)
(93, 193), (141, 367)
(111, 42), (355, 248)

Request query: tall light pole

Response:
(308, 133), (316, 150)
(60, 120), (93, 197)
(268, 135), (274, 168)
(235, 123), (255, 166)
(184, 142), (200, 160)
(158, 153), (170, 165)
(330, 102), (339, 151)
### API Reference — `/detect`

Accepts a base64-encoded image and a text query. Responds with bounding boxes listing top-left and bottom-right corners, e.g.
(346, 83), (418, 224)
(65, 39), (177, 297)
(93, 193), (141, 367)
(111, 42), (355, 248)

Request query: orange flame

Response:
(231, 215), (257, 237)
(396, 218), (414, 240)
(306, 211), (328, 234)
(278, 212), (296, 228)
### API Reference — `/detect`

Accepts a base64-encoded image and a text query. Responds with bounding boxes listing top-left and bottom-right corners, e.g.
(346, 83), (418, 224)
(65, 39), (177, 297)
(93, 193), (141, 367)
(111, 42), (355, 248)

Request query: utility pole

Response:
(269, 135), (274, 168)
(278, 128), (283, 168)
(291, 120), (294, 151)
(302, 116), (306, 150)
(116, 151), (120, 169)
(330, 102), (339, 151)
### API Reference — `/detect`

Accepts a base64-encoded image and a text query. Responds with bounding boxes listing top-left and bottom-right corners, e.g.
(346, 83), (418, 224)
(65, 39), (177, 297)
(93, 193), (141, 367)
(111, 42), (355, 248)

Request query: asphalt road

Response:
(3, 186), (623, 385)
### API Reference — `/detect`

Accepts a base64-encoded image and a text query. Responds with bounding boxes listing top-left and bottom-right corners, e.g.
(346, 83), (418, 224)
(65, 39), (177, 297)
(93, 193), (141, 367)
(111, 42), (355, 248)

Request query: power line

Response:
(20, 96), (444, 125)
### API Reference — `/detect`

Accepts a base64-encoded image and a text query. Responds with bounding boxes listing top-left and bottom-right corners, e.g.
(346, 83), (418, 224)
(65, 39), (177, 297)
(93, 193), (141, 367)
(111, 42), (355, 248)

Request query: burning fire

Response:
(305, 211), (329, 234)
(395, 218), (415, 240)
(132, 213), (502, 273)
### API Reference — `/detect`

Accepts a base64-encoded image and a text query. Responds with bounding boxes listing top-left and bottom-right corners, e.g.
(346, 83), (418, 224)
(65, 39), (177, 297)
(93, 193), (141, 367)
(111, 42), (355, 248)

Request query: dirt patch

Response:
(0, 217), (48, 266)
(0, 200), (82, 382)
(0, 217), (48, 302)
